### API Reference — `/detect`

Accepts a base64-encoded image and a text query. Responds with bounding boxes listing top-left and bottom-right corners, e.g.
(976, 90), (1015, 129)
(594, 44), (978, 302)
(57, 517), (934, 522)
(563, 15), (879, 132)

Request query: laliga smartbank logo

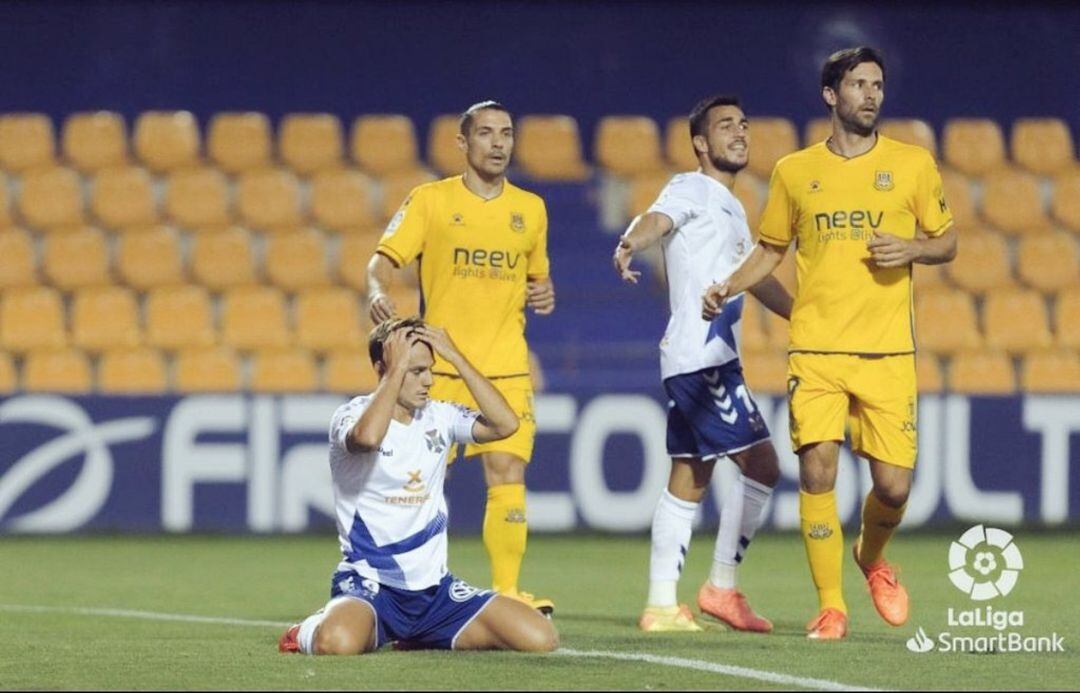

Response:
(905, 525), (1065, 655)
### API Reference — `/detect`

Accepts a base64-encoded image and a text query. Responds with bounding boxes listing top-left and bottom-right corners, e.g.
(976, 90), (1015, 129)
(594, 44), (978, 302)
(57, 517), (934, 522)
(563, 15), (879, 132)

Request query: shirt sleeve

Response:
(914, 154), (954, 237)
(376, 186), (430, 267)
(758, 166), (796, 247)
(527, 201), (551, 280)
(647, 175), (701, 229)
(445, 402), (480, 445)
(329, 399), (368, 451)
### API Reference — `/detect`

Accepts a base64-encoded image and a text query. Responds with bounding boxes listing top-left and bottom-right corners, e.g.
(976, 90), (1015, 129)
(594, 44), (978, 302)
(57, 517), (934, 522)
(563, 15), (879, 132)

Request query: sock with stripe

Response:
(647, 489), (698, 607)
(710, 474), (773, 589)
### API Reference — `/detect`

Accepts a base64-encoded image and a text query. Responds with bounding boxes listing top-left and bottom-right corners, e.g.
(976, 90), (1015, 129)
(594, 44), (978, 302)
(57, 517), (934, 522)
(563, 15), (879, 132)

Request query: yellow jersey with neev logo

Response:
(376, 175), (550, 378)
(758, 135), (953, 355)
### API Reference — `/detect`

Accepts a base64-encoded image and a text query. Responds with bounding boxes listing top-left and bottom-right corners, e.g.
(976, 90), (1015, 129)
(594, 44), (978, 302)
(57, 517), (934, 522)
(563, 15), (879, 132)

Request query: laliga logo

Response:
(0, 396), (156, 532)
(948, 524), (1024, 601)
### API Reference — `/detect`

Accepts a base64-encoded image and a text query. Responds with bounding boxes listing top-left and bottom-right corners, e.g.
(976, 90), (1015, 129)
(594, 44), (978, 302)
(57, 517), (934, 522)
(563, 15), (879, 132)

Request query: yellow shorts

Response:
(430, 374), (535, 462)
(787, 353), (917, 469)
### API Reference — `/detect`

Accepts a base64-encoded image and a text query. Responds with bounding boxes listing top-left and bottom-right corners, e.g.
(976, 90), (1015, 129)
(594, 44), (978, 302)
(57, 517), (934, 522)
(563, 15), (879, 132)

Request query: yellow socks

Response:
(799, 490), (846, 614)
(484, 483), (528, 594)
(856, 491), (906, 566)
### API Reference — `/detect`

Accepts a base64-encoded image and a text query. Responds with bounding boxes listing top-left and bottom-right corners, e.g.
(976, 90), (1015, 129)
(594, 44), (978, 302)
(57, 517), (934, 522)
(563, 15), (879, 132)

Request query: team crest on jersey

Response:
(510, 212), (525, 233)
(874, 170), (895, 191)
(403, 469), (425, 493)
(424, 429), (446, 453)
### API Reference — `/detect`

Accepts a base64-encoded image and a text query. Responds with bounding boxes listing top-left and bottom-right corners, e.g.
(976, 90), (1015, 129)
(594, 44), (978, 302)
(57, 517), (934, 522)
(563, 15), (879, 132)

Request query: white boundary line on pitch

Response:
(0, 604), (877, 692)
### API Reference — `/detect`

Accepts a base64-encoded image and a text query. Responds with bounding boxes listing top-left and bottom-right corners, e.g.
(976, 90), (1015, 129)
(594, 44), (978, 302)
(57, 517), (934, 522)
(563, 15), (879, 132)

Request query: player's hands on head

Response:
(383, 328), (418, 373)
(867, 231), (918, 268)
(613, 244), (641, 284)
(368, 292), (397, 324)
(413, 325), (461, 361)
(701, 281), (731, 321)
(527, 278), (556, 315)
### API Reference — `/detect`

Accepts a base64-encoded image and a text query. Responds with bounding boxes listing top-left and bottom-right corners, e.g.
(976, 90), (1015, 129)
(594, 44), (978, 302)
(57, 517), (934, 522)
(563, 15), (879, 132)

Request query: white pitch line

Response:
(1, 604), (877, 691)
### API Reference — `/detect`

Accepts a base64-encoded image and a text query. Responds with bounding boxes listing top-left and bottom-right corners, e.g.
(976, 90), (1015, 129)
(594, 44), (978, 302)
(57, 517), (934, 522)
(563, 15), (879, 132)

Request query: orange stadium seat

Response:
(379, 169), (437, 221)
(42, 226), (110, 290)
(144, 285), (216, 351)
(764, 306), (791, 351)
(1050, 169), (1080, 233)
(207, 112), (272, 173)
(174, 347), (242, 392)
(21, 347), (92, 393)
(18, 166), (85, 229)
(0, 286), (66, 352)
(739, 301), (768, 351)
(310, 169), (377, 233)
(295, 287), (368, 353)
(337, 230), (382, 292)
(62, 112), (128, 172)
(982, 287), (1053, 354)
(0, 228), (37, 288)
(428, 114), (465, 177)
(190, 227), (258, 289)
(664, 117), (698, 171)
(250, 348), (319, 393)
(280, 113), (345, 175)
(914, 288), (982, 354)
(947, 350), (1016, 394)
(733, 172), (764, 231)
(739, 348), (788, 395)
(803, 118), (831, 148)
(944, 233), (1012, 294)
(71, 286), (141, 352)
(236, 168), (304, 231)
(0, 113), (55, 171)
(388, 284), (420, 317)
(98, 347), (168, 393)
(912, 262), (946, 291)
(165, 166), (232, 229)
(595, 116), (665, 177)
(747, 117), (798, 179)
(265, 228), (331, 291)
(133, 111), (200, 172)
(91, 166), (159, 229)
(323, 349), (380, 394)
(1011, 118), (1075, 176)
(221, 286), (291, 351)
(939, 168), (977, 229)
(1017, 232), (1080, 294)
(879, 119), (937, 155)
(1021, 349), (1080, 393)
(916, 353), (944, 393)
(0, 171), (14, 227)
(942, 118), (1007, 177)
(116, 226), (185, 290)
(980, 169), (1052, 234)
(626, 171), (672, 219)
(351, 114), (421, 176)
(515, 115), (590, 181)
(0, 352), (15, 393)
(1053, 288), (1080, 349)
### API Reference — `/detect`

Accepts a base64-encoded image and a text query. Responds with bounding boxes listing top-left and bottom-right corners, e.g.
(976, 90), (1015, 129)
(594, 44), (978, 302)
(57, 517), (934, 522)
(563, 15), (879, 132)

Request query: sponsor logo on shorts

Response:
(807, 522), (834, 540)
(449, 580), (488, 603)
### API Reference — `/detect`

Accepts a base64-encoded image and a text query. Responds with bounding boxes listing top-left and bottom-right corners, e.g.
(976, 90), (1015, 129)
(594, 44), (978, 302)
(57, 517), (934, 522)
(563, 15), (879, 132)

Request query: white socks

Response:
(297, 611), (326, 655)
(647, 489), (698, 607)
(710, 474), (773, 589)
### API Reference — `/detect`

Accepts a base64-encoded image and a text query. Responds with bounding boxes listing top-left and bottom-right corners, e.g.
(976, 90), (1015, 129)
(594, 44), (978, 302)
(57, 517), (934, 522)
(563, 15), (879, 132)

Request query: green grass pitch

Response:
(1, 531), (1076, 690)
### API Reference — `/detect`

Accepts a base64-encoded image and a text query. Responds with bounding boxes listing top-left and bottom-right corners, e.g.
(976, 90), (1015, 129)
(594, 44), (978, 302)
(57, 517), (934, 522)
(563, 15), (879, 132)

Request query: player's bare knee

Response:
(873, 484), (909, 508)
(518, 619), (559, 653)
(313, 623), (366, 656)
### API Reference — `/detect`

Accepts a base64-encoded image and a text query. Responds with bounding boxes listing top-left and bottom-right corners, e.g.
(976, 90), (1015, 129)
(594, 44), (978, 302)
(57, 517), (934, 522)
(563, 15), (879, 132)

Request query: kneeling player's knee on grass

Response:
(518, 618), (559, 653)
(314, 623), (366, 655)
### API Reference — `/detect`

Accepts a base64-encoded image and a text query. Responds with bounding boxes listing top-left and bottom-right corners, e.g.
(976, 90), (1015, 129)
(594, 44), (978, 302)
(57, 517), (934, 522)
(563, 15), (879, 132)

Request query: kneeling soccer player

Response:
(279, 317), (558, 655)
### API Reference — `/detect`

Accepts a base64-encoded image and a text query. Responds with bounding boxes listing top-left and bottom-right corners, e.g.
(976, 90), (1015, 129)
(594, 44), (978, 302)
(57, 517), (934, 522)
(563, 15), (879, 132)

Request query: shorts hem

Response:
(669, 435), (771, 461)
(450, 592), (499, 651)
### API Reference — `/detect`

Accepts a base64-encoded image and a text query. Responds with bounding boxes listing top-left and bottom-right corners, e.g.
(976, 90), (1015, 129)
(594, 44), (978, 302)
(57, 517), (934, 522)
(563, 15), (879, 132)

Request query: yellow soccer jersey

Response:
(758, 135), (953, 354)
(376, 175), (550, 378)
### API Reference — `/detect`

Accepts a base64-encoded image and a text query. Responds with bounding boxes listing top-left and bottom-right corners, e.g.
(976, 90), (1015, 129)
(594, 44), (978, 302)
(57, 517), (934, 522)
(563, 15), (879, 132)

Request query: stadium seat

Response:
(1017, 232), (1080, 294)
(42, 226), (111, 290)
(265, 228), (331, 291)
(626, 170), (673, 218)
(942, 118), (1007, 177)
(1053, 289), (1080, 349)
(0, 171), (13, 227)
(221, 286), (291, 351)
(17, 166), (85, 229)
(0, 113), (56, 171)
(764, 306), (790, 351)
(250, 348), (319, 392)
(165, 166), (232, 229)
(71, 286), (141, 352)
(0, 352), (14, 393)
(98, 347), (168, 393)
(337, 230), (382, 291)
(1050, 169), (1080, 233)
(733, 172), (764, 231)
(280, 113), (345, 175)
(116, 226), (185, 290)
(664, 117), (698, 171)
(62, 112), (128, 172)
(880, 118), (938, 155)
(1011, 118), (1075, 176)
(515, 115), (590, 181)
(914, 288), (982, 354)
(739, 348), (788, 395)
(351, 114), (421, 176)
(939, 168), (977, 229)
(912, 261), (946, 290)
(739, 302), (768, 351)
(428, 114), (465, 176)
(91, 165), (159, 229)
(0, 228), (37, 288)
(980, 169), (1052, 234)
(174, 347), (242, 392)
(380, 169), (437, 221)
(1021, 349), (1080, 393)
(144, 285), (216, 351)
(295, 287), (368, 353)
(803, 118), (832, 148)
(982, 287), (1053, 354)
(595, 116), (665, 177)
(947, 350), (1016, 394)
(916, 353), (944, 393)
(207, 112), (273, 173)
(190, 227), (258, 289)
(133, 111), (201, 172)
(21, 347), (92, 393)
(747, 117), (798, 179)
(236, 168), (304, 231)
(310, 169), (377, 233)
(323, 348), (380, 394)
(944, 233), (1012, 294)
(0, 286), (66, 352)
(388, 284), (420, 317)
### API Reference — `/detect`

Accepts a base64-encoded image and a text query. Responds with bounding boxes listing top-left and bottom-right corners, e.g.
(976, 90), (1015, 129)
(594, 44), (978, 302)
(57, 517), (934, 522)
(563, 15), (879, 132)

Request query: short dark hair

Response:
(820, 46), (886, 93)
(689, 95), (742, 139)
(368, 316), (427, 367)
(459, 100), (512, 136)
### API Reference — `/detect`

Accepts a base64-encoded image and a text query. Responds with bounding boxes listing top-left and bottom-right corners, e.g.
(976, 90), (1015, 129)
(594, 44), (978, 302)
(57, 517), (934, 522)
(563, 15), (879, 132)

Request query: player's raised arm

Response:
(613, 212), (674, 284)
(346, 329), (415, 452)
(702, 240), (786, 320)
